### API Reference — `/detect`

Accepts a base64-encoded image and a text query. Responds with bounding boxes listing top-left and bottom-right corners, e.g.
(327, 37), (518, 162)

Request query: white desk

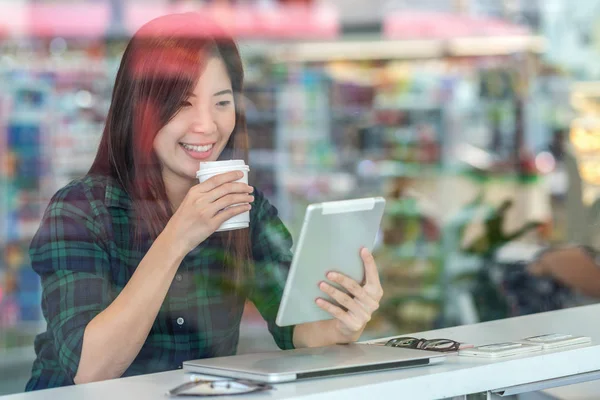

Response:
(3, 304), (600, 400)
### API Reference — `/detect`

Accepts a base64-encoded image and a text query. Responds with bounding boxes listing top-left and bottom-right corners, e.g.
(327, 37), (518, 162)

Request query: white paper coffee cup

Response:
(196, 160), (250, 232)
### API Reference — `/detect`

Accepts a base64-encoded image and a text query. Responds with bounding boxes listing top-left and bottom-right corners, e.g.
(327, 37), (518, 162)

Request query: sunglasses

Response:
(384, 337), (461, 353)
(167, 378), (272, 397)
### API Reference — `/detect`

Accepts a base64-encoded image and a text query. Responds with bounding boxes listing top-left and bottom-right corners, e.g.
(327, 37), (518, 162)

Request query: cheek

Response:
(152, 131), (167, 165)
(217, 110), (237, 139)
(153, 129), (168, 155)
(153, 124), (180, 164)
(154, 121), (182, 150)
(153, 130), (164, 150)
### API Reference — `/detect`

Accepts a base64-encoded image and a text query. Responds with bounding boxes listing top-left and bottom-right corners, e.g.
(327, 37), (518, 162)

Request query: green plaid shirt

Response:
(25, 175), (295, 391)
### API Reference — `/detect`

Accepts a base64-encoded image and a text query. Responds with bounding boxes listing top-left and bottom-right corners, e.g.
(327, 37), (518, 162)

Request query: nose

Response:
(189, 106), (217, 135)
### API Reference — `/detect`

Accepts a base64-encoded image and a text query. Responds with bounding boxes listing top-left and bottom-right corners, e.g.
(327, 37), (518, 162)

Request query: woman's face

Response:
(153, 56), (236, 183)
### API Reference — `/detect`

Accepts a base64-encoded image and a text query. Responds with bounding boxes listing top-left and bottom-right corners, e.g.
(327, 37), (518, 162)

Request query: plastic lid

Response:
(196, 160), (249, 177)
(199, 159), (245, 169)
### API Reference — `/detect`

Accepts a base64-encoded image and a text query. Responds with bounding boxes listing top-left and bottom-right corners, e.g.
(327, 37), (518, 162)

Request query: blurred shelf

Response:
(462, 169), (542, 184)
(381, 287), (443, 304)
(0, 321), (45, 339)
(246, 111), (277, 124)
(385, 199), (426, 218)
(331, 107), (370, 120)
(281, 171), (356, 194)
(445, 253), (484, 279)
(380, 243), (442, 261)
(248, 149), (281, 168)
(0, 346), (35, 369)
(358, 160), (442, 178)
(374, 103), (442, 111)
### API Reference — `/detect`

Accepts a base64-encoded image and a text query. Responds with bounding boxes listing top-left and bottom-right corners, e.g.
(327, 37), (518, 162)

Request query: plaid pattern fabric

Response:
(25, 175), (295, 391)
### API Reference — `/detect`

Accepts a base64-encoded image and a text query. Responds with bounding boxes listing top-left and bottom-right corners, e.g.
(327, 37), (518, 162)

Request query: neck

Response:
(162, 172), (195, 211)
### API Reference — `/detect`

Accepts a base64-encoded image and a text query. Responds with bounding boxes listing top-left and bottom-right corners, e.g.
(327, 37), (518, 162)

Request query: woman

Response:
(26, 13), (383, 391)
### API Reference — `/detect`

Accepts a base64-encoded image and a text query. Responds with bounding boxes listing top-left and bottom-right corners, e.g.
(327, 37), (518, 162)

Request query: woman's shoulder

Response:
(47, 174), (129, 217)
(31, 175), (120, 274)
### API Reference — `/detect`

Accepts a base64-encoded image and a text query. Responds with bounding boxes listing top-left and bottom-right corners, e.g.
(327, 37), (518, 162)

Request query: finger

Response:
(199, 182), (254, 203)
(361, 247), (380, 286)
(196, 171), (245, 192)
(212, 203), (252, 228)
(316, 298), (363, 332)
(208, 193), (254, 216)
(326, 272), (379, 311)
(319, 281), (371, 321)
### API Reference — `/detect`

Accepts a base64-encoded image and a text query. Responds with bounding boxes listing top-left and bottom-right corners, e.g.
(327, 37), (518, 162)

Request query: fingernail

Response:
(327, 272), (337, 279)
(319, 282), (326, 289)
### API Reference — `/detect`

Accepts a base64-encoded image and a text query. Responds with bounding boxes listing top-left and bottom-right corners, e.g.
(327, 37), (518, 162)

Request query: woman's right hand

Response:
(163, 171), (254, 256)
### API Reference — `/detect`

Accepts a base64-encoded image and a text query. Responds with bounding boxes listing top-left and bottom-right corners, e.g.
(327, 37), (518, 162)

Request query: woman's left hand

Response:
(316, 247), (384, 342)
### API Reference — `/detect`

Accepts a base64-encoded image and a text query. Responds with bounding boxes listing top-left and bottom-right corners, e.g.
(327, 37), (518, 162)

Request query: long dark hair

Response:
(89, 13), (252, 286)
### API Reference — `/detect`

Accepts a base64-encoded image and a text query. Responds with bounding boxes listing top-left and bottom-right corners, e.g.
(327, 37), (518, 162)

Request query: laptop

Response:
(183, 343), (446, 383)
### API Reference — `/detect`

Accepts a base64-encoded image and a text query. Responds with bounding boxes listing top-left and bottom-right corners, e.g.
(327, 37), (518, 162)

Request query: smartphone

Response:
(458, 342), (543, 358)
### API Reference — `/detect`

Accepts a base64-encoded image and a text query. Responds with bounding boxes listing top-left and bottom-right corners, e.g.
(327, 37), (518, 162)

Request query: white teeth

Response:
(181, 143), (213, 152)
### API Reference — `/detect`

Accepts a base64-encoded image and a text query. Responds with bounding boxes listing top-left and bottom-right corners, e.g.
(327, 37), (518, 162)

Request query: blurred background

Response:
(3, 0), (600, 395)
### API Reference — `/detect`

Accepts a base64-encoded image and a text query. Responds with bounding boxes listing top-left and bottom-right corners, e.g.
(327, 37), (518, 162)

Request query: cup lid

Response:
(199, 160), (245, 170)
(196, 159), (249, 177)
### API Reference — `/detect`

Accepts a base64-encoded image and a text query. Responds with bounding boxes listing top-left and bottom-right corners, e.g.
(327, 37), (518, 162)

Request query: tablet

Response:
(276, 197), (386, 327)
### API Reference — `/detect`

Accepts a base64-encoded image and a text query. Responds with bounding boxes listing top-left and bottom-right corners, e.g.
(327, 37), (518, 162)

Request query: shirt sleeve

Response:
(30, 183), (113, 383)
(248, 189), (295, 350)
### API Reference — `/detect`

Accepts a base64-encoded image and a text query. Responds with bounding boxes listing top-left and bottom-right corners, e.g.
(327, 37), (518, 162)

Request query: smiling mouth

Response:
(179, 143), (214, 153)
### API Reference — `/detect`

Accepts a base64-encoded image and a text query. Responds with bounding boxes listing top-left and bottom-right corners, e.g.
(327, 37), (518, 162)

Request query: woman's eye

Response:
(216, 100), (231, 107)
(180, 100), (192, 107)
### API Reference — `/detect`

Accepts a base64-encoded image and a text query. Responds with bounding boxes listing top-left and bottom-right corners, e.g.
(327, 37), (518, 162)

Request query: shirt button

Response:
(176, 317), (185, 326)
(175, 274), (183, 282)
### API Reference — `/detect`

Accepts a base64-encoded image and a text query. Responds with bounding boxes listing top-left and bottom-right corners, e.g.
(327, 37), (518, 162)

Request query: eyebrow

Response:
(185, 89), (233, 98)
(214, 89), (233, 96)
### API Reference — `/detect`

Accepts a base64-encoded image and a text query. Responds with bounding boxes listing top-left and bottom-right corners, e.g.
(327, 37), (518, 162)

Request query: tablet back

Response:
(276, 197), (386, 327)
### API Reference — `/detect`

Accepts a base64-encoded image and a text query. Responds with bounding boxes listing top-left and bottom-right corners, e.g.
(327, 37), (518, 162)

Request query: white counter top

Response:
(4, 304), (600, 400)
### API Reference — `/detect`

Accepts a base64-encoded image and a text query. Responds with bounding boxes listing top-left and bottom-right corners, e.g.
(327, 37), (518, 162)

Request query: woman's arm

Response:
(528, 246), (600, 298)
(74, 229), (184, 384)
(75, 172), (253, 383)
